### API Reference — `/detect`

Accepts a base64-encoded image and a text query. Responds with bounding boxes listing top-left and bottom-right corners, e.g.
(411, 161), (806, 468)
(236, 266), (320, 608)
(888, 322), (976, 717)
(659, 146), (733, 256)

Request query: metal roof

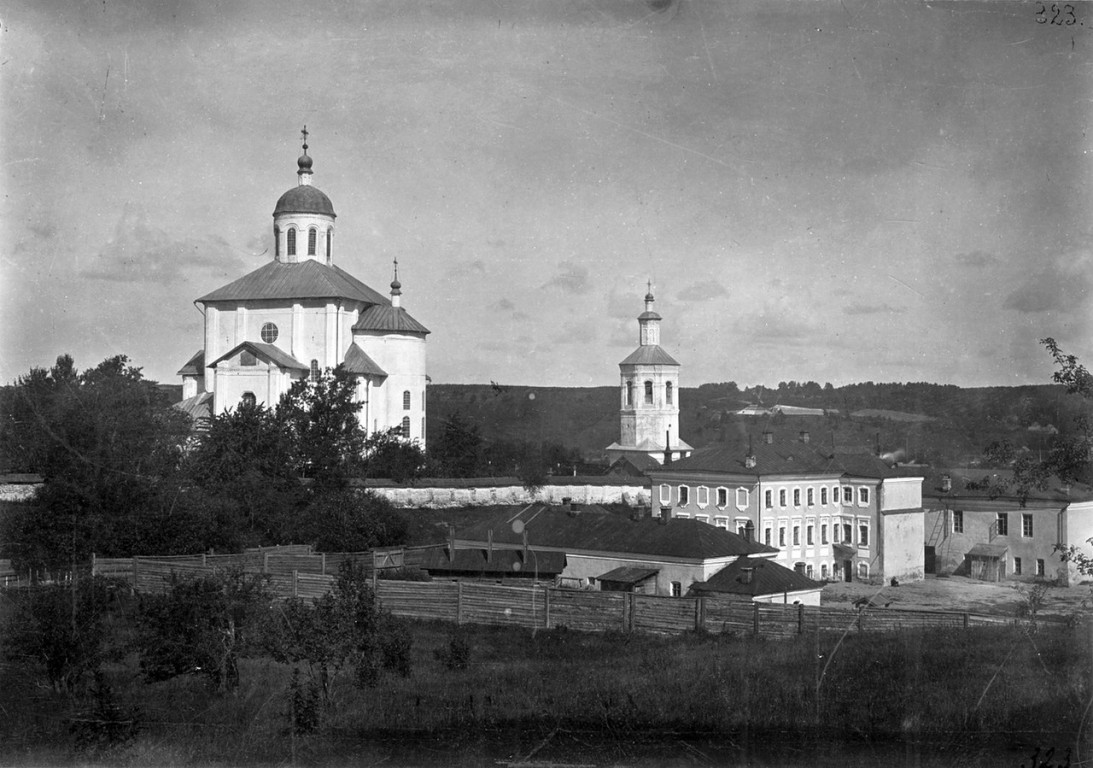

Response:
(273, 184), (336, 217)
(920, 467), (1093, 504)
(353, 304), (430, 335)
(458, 505), (777, 561)
(176, 349), (205, 376)
(619, 345), (680, 366)
(691, 556), (821, 597)
(596, 566), (660, 585)
(197, 260), (389, 304)
(654, 440), (911, 479)
(174, 392), (213, 425)
(967, 543), (1009, 559)
(342, 343), (387, 377)
(208, 341), (308, 371)
(417, 546), (566, 576)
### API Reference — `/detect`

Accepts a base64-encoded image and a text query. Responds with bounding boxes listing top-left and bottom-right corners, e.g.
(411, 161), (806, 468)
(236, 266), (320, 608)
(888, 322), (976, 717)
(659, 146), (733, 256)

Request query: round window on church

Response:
(261, 323), (279, 343)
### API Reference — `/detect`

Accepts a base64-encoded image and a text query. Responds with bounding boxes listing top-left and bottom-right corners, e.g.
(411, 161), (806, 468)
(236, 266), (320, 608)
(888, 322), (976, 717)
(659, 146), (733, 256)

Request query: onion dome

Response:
(273, 127), (336, 218)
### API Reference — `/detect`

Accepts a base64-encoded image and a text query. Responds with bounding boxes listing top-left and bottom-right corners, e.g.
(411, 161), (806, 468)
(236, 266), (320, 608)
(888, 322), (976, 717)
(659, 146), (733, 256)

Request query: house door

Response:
(844, 560), (853, 582)
(924, 546), (936, 575)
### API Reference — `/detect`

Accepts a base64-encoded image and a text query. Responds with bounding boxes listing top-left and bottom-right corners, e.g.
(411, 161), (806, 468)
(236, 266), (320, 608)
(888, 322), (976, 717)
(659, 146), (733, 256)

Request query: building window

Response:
(625, 380), (633, 406)
(859, 487), (869, 505)
(996, 513), (1009, 537)
(678, 486), (690, 506)
(644, 380), (653, 404)
(806, 564), (814, 579)
(274, 226), (280, 257)
(764, 528), (772, 546)
(807, 487), (814, 506)
(326, 229), (332, 259)
(697, 486), (709, 507)
(241, 391), (256, 408)
(666, 381), (673, 404)
(843, 524), (852, 543)
(821, 524), (828, 544)
(779, 489), (787, 507)
(736, 488), (748, 508)
(842, 486), (853, 504)
(858, 563), (869, 579)
(240, 350), (257, 366)
(695, 515), (709, 525)
(1022, 514), (1033, 538)
(764, 490), (773, 508)
(953, 510), (964, 534)
(261, 322), (279, 343)
(820, 563), (828, 580)
(779, 527), (786, 547)
(1036, 559), (1045, 576)
(308, 227), (317, 255)
(401, 416), (411, 437)
(807, 525), (814, 546)
(820, 487), (828, 506)
(793, 489), (801, 506)
(793, 525), (800, 546)
(717, 488), (728, 507)
(1013, 557), (1022, 575)
(421, 417), (425, 438)
(715, 517), (729, 530)
(660, 484), (671, 504)
(671, 582), (682, 597)
(287, 228), (296, 256)
(403, 390), (411, 410)
(859, 525), (869, 547)
(309, 360), (319, 382)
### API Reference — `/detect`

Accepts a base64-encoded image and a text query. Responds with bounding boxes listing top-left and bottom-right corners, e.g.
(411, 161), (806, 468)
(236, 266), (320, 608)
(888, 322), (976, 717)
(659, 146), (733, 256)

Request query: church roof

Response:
(619, 345), (680, 366)
(342, 343), (387, 377)
(197, 260), (389, 305)
(208, 341), (309, 371)
(273, 184), (336, 217)
(176, 349), (205, 376)
(353, 304), (430, 335)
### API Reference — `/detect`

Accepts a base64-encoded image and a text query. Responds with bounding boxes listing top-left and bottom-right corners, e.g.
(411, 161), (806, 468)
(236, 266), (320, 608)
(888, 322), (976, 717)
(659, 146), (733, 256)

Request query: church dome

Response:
(273, 185), (336, 217)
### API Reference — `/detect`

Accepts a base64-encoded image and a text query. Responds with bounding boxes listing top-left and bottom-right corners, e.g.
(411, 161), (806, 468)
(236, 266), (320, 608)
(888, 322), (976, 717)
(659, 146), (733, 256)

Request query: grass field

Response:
(2, 605), (1089, 767)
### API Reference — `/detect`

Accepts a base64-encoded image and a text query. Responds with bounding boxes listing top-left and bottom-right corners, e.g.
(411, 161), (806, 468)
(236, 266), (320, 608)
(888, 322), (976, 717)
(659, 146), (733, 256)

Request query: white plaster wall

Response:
(618, 364), (680, 449)
(752, 588), (823, 606)
(879, 508), (925, 581)
(1062, 501), (1093, 586)
(880, 477), (923, 511)
(272, 212), (335, 264)
(354, 331), (427, 445)
(366, 483), (651, 509)
(0, 484), (37, 502)
(563, 552), (706, 596)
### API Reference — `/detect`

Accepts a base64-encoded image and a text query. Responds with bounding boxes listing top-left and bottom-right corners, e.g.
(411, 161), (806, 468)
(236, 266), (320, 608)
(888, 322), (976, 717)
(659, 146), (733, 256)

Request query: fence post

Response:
(753, 601), (760, 636)
(963, 612), (969, 630)
(856, 610), (863, 632)
(293, 570), (298, 598)
(321, 553), (326, 576)
(202, 553), (207, 568)
(263, 552), (269, 574)
(696, 597), (706, 632)
(91, 552), (96, 575)
(457, 581), (464, 625)
(798, 603), (805, 635)
(544, 587), (551, 630)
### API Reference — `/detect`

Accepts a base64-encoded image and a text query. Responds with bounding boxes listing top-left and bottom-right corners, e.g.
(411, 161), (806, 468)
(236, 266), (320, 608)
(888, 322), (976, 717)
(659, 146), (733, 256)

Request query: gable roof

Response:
(417, 546), (566, 576)
(208, 341), (308, 371)
(596, 566), (659, 585)
(619, 345), (680, 366)
(197, 260), (389, 305)
(174, 391), (213, 425)
(457, 504), (776, 561)
(342, 343), (387, 377)
(689, 556), (821, 597)
(353, 304), (430, 335)
(176, 349), (205, 376)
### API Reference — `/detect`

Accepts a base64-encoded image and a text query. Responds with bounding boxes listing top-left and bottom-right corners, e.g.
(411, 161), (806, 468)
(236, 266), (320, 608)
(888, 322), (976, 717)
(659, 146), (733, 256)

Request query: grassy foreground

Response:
(2, 617), (1089, 766)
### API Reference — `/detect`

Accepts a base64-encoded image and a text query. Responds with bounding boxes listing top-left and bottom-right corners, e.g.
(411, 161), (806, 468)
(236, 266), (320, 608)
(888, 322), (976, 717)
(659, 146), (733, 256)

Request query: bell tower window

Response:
(644, 380), (653, 405)
(625, 380), (633, 407)
(308, 227), (317, 256)
(666, 381), (673, 405)
(287, 228), (296, 256)
(326, 229), (332, 261)
(274, 226), (280, 257)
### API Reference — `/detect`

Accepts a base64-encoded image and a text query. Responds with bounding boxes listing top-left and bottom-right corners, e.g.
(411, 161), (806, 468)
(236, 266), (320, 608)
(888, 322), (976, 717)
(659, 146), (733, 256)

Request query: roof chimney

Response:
(741, 567), (754, 585)
(763, 430), (774, 445)
(745, 454), (757, 469)
(799, 431), (810, 444)
(941, 475), (952, 493)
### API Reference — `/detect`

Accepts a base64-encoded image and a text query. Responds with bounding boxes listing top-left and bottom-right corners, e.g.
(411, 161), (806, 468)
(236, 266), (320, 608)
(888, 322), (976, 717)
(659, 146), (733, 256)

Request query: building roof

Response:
(353, 304), (430, 335)
(174, 391), (213, 424)
(342, 343), (387, 377)
(596, 566), (659, 585)
(176, 349), (205, 376)
(457, 504), (777, 561)
(208, 341), (309, 371)
(619, 345), (680, 366)
(689, 556), (821, 597)
(197, 260), (389, 305)
(273, 184), (336, 217)
(607, 454), (663, 476)
(967, 543), (1009, 559)
(417, 546), (566, 576)
(655, 439), (914, 480)
(920, 467), (1093, 504)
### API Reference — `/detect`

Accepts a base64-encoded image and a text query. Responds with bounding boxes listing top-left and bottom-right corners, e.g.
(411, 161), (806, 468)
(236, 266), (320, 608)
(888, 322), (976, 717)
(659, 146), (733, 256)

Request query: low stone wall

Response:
(0, 483), (39, 503)
(367, 482), (651, 508)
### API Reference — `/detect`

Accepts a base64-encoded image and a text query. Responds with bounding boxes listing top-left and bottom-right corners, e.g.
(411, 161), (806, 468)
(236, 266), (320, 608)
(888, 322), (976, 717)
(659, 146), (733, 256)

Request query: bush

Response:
(69, 672), (140, 755)
(435, 630), (471, 671)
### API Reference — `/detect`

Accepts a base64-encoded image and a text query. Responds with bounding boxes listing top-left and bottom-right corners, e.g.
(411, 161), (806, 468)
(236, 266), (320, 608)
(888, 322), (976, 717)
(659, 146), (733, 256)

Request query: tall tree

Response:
(428, 413), (484, 477)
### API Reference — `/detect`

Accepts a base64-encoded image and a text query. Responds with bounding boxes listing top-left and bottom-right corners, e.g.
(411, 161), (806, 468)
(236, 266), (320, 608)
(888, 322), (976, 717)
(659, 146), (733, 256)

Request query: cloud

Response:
(559, 318), (597, 344)
(1003, 250), (1092, 314)
(542, 261), (591, 294)
(733, 297), (818, 342)
(676, 280), (728, 302)
(492, 298), (516, 311)
(80, 204), (247, 283)
(953, 250), (997, 267)
(843, 303), (906, 316)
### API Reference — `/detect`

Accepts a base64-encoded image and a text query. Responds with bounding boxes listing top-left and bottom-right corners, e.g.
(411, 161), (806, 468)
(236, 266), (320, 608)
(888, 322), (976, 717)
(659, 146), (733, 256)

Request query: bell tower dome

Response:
(272, 126), (337, 265)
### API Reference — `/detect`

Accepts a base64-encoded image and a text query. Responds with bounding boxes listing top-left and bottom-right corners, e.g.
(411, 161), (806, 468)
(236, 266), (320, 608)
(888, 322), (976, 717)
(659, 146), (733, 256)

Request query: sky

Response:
(2, 0), (1091, 391)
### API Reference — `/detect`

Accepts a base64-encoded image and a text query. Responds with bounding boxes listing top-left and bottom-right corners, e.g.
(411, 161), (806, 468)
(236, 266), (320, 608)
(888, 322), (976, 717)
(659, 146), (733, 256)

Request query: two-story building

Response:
(646, 432), (925, 583)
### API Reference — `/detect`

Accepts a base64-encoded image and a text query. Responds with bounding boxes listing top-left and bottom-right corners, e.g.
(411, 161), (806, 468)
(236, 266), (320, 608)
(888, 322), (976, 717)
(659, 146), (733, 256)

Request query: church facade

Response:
(605, 289), (693, 468)
(177, 133), (429, 446)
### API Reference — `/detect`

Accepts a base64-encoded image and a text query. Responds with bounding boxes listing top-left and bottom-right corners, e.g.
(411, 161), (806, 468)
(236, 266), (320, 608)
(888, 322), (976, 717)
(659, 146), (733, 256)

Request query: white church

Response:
(176, 131), (430, 446)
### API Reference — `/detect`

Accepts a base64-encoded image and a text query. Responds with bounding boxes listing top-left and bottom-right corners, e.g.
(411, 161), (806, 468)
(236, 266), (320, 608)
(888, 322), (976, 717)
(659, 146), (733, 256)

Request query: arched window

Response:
(403, 390), (411, 410)
(287, 228), (296, 256)
(310, 359), (319, 382)
(326, 229), (332, 260)
(241, 392), (256, 408)
(625, 380), (633, 406)
(274, 226), (280, 257)
(308, 227), (317, 256)
(401, 416), (411, 437)
(820, 563), (829, 580)
(666, 381), (673, 404)
(644, 380), (653, 404)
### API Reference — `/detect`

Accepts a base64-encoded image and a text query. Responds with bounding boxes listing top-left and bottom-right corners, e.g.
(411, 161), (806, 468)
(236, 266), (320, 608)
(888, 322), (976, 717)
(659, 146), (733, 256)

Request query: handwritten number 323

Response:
(1036, 3), (1077, 25)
